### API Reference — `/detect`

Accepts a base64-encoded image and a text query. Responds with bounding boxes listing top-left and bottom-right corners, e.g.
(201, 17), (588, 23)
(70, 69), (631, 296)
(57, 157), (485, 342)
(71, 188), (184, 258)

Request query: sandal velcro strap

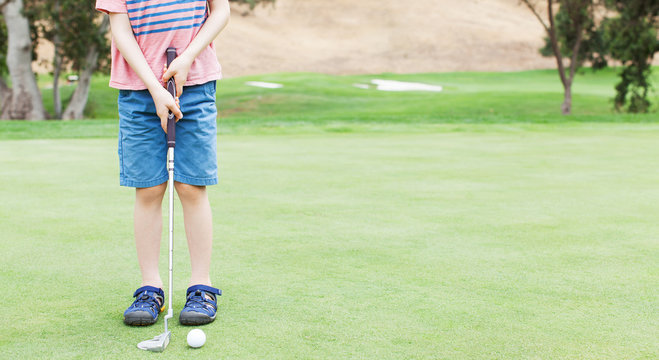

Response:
(186, 284), (221, 296)
(133, 286), (164, 298)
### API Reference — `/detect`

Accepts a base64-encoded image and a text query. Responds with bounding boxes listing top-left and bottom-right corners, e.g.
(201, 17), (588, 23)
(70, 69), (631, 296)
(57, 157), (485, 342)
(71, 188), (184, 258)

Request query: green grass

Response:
(2, 68), (657, 140)
(0, 70), (658, 358)
(0, 125), (657, 359)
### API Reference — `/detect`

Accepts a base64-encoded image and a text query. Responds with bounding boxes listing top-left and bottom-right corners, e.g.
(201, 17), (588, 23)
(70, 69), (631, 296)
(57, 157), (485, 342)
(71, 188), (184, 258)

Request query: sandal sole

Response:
(124, 311), (158, 326)
(179, 312), (216, 326)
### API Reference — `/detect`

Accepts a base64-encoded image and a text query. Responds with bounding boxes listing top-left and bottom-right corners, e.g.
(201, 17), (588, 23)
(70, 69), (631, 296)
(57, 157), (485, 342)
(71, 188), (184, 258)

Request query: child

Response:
(95, 0), (230, 326)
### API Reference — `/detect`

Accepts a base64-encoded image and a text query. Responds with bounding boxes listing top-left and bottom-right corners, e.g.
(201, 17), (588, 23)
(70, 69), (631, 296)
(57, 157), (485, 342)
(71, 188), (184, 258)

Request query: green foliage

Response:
(584, 23), (609, 70)
(603, 0), (659, 112)
(229, 0), (275, 10)
(0, 15), (7, 76)
(555, 1), (593, 59)
(538, 1), (607, 70)
(535, 0), (658, 112)
(24, 0), (110, 74)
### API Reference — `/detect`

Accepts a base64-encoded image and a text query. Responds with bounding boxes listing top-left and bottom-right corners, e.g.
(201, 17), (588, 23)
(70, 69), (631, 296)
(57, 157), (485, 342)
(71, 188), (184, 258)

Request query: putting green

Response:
(0, 124), (657, 359)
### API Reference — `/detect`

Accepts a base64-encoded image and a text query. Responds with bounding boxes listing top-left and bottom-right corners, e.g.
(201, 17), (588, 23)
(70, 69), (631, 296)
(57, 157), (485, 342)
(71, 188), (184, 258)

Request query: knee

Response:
(136, 182), (167, 204)
(174, 182), (206, 202)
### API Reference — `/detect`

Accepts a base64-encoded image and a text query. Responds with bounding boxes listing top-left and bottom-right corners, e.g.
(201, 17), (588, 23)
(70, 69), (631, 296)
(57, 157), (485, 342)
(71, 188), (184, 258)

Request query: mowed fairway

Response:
(1, 124), (657, 359)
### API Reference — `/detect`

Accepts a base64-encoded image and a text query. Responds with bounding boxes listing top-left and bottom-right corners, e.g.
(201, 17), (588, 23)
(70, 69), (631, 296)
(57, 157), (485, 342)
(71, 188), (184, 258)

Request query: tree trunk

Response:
(546, 0), (568, 90)
(0, 77), (12, 119)
(53, 35), (62, 119)
(52, 0), (62, 119)
(561, 83), (572, 115)
(522, 0), (586, 116)
(561, 10), (585, 116)
(1, 0), (46, 120)
(61, 15), (109, 120)
(61, 50), (95, 120)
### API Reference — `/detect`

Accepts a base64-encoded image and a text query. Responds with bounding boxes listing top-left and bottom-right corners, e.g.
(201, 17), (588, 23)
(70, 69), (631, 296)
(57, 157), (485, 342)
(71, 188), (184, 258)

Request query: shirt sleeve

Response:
(96, 0), (126, 14)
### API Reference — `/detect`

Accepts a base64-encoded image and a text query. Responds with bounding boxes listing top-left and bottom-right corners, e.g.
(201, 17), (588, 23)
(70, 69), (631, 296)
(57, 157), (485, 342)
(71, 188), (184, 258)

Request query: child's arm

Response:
(162, 0), (231, 97)
(109, 13), (183, 132)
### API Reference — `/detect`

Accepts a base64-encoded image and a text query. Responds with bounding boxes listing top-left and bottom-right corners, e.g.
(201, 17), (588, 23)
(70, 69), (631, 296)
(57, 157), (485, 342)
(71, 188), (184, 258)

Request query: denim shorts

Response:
(118, 81), (218, 188)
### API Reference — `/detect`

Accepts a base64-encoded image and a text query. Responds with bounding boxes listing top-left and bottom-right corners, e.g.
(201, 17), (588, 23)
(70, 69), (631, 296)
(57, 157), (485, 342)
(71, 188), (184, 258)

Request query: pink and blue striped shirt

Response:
(96, 0), (222, 90)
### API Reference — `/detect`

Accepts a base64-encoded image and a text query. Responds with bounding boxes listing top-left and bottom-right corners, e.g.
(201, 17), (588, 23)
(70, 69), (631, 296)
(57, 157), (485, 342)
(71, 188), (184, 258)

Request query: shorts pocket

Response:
(204, 81), (217, 99)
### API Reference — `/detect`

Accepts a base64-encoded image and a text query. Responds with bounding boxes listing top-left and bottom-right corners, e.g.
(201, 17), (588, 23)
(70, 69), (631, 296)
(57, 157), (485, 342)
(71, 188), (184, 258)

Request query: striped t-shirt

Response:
(96, 0), (222, 90)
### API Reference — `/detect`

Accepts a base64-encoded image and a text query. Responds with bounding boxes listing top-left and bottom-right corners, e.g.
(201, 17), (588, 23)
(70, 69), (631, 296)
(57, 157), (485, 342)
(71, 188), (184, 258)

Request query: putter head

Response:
(137, 331), (171, 352)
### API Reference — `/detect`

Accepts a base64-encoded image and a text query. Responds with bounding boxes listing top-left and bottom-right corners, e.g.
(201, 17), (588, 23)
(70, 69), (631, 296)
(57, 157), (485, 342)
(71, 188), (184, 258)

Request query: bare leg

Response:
(134, 182), (167, 289)
(174, 182), (213, 287)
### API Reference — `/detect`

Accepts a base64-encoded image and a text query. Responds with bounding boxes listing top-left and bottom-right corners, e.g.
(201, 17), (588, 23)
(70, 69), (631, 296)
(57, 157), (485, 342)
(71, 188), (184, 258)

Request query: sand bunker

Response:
(353, 79), (443, 92)
(245, 81), (284, 89)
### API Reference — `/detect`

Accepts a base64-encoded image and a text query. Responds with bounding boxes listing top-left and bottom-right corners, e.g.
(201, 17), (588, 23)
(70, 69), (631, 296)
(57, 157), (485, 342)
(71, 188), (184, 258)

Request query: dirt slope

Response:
(214, 0), (558, 77)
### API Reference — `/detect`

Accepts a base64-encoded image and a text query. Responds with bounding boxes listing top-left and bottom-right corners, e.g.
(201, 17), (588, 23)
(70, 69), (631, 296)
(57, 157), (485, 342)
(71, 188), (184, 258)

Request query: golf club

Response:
(137, 47), (178, 352)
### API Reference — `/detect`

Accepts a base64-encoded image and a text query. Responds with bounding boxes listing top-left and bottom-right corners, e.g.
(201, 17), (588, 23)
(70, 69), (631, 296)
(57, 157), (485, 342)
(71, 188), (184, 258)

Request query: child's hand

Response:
(151, 86), (183, 134)
(162, 55), (192, 97)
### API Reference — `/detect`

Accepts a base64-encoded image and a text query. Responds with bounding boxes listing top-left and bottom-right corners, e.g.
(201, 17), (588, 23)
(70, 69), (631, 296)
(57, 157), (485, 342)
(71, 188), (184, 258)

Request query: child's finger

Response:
(162, 67), (174, 83)
(172, 102), (183, 120)
(160, 116), (168, 134)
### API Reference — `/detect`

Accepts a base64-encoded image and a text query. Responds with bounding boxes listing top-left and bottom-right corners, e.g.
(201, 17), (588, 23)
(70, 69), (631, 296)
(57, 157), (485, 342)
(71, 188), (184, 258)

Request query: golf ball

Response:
(187, 328), (206, 348)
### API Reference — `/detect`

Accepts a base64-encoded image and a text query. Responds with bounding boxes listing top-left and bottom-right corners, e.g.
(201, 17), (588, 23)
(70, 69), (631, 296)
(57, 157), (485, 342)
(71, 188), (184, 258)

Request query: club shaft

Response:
(163, 46), (177, 339)
(165, 147), (174, 333)
(138, 47), (177, 351)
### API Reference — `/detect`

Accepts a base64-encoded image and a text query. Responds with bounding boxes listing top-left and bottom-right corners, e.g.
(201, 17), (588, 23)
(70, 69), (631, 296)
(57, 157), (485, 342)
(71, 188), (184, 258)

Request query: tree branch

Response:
(99, 13), (110, 33)
(521, 0), (567, 88)
(567, 17), (585, 87)
(0, 77), (11, 119)
(0, 0), (11, 12)
(520, 0), (551, 33)
(547, 0), (568, 89)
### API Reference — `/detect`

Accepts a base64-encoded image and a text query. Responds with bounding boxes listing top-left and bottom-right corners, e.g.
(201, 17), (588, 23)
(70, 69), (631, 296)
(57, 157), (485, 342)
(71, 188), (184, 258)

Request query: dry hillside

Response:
(215, 0), (558, 77)
(38, 0), (642, 77)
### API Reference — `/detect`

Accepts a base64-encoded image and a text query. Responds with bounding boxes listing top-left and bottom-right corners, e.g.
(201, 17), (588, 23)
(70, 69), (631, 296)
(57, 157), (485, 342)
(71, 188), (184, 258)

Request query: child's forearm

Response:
(178, 0), (230, 66)
(109, 12), (182, 131)
(108, 13), (162, 94)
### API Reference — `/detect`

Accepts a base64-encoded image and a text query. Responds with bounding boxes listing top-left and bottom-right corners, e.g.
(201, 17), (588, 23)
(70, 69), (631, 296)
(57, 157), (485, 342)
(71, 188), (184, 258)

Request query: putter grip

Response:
(166, 47), (177, 147)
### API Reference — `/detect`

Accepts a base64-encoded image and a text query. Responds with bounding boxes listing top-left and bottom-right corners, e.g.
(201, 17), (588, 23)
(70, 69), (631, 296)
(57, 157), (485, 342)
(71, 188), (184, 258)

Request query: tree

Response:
(0, 0), (46, 120)
(25, 0), (110, 120)
(61, 14), (109, 120)
(1, 0), (108, 120)
(603, 0), (659, 113)
(521, 0), (598, 115)
(1, 0), (274, 120)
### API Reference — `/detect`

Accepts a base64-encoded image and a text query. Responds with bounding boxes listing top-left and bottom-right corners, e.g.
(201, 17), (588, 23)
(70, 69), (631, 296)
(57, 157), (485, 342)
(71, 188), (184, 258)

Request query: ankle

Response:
(141, 281), (164, 290)
(188, 278), (212, 288)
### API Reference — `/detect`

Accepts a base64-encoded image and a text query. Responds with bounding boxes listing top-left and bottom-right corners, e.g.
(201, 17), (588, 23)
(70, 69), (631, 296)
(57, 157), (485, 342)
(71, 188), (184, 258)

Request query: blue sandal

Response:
(179, 285), (221, 325)
(123, 286), (165, 326)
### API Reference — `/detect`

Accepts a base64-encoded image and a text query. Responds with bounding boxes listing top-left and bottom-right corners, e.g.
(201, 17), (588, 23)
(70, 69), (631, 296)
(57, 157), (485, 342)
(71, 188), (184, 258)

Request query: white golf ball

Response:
(187, 328), (206, 348)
